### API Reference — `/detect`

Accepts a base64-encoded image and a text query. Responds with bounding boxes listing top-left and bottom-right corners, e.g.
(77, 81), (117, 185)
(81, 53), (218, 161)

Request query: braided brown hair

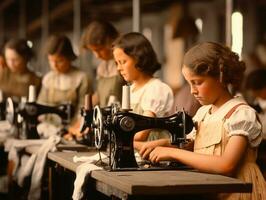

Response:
(183, 42), (246, 91)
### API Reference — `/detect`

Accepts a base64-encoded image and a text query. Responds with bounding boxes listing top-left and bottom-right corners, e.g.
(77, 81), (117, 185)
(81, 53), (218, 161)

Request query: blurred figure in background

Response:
(246, 68), (266, 138)
(164, 3), (201, 117)
(37, 34), (92, 138)
(0, 47), (7, 70)
(163, 3), (199, 94)
(1, 39), (41, 197)
(2, 38), (41, 101)
(254, 42), (266, 69)
(172, 83), (201, 117)
(245, 68), (266, 179)
(81, 20), (125, 107)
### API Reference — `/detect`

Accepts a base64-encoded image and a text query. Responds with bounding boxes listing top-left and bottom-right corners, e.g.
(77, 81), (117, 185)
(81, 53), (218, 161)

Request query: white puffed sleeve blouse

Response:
(191, 97), (262, 147)
(130, 78), (174, 117)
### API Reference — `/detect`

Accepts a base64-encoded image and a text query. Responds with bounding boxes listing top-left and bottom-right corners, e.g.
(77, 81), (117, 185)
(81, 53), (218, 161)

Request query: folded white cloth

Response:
(72, 152), (141, 200)
(0, 120), (16, 143)
(37, 122), (61, 138)
(5, 138), (46, 177)
(27, 135), (61, 200)
(72, 152), (108, 200)
(73, 152), (107, 163)
(17, 154), (37, 186)
(72, 162), (102, 200)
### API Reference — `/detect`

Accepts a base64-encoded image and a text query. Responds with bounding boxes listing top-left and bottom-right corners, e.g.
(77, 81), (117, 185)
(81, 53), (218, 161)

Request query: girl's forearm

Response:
(170, 148), (235, 176)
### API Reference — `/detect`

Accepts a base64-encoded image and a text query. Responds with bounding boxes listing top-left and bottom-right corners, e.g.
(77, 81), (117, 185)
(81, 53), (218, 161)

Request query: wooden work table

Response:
(47, 151), (252, 200)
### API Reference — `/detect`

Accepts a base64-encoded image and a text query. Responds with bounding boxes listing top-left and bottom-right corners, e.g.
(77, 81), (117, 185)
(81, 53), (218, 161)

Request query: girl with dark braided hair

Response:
(141, 42), (266, 200)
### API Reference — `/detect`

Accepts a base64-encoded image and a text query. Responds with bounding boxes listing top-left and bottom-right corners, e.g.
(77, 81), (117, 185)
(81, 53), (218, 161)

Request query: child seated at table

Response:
(112, 32), (174, 149)
(139, 42), (266, 200)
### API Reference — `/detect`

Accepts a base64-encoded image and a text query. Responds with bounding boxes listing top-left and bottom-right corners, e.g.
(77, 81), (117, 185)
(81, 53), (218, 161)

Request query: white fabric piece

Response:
(134, 152), (142, 163)
(0, 120), (11, 143)
(0, 120), (12, 142)
(72, 162), (102, 200)
(72, 152), (142, 200)
(37, 122), (61, 138)
(72, 152), (108, 200)
(5, 139), (46, 176)
(17, 154), (37, 186)
(27, 135), (61, 200)
(73, 152), (107, 163)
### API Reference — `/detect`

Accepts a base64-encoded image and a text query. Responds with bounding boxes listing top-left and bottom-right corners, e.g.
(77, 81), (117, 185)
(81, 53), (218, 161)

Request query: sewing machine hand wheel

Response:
(93, 105), (104, 149)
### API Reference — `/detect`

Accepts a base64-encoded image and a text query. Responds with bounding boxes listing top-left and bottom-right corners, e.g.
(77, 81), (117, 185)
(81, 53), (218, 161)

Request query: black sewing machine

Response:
(78, 94), (96, 146)
(0, 100), (6, 121)
(6, 97), (73, 139)
(82, 103), (194, 171)
(0, 90), (6, 120)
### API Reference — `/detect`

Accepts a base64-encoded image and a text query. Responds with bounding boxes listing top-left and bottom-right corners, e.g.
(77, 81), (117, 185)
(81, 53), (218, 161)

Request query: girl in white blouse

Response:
(112, 32), (174, 152)
(141, 42), (266, 200)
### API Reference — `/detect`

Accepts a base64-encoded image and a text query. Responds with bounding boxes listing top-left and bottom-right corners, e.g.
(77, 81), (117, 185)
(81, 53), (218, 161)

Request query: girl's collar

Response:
(132, 77), (154, 92)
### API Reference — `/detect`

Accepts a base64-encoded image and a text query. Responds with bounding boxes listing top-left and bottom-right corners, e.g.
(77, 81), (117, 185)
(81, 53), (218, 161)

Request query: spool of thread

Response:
(122, 85), (130, 110)
(21, 96), (27, 104)
(28, 85), (36, 102)
(107, 95), (117, 106)
(84, 94), (92, 110)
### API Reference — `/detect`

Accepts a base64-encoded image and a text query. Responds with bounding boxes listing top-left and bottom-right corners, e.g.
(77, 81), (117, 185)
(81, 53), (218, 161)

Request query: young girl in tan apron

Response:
(143, 42), (266, 199)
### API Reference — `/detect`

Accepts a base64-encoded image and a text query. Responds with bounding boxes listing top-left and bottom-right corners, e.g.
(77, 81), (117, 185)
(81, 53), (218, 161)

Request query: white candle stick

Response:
(122, 85), (131, 110)
(28, 85), (36, 102)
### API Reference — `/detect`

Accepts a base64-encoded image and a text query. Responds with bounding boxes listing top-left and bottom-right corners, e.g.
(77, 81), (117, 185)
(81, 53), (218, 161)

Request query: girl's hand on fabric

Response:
(139, 139), (170, 159)
(63, 132), (74, 141)
(139, 141), (156, 160)
(68, 122), (83, 139)
(63, 120), (82, 141)
(149, 146), (174, 163)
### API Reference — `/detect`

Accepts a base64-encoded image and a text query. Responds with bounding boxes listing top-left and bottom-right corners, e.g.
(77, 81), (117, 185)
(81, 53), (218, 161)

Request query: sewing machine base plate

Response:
(101, 161), (191, 171)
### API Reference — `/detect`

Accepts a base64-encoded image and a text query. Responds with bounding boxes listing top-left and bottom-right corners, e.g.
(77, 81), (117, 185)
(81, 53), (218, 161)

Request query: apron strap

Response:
(221, 103), (247, 153)
(224, 103), (247, 119)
